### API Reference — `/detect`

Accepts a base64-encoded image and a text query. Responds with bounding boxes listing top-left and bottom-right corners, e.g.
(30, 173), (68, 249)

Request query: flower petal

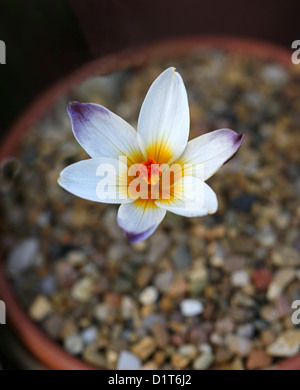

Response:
(58, 157), (130, 203)
(117, 201), (166, 243)
(137, 67), (190, 164)
(155, 176), (218, 217)
(179, 129), (245, 180)
(68, 102), (142, 162)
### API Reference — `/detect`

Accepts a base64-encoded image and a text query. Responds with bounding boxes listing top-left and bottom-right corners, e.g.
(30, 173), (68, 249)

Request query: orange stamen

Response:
(137, 157), (162, 184)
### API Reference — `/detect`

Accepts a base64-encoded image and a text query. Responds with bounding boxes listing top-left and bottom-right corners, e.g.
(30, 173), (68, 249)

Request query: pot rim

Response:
(0, 35), (297, 370)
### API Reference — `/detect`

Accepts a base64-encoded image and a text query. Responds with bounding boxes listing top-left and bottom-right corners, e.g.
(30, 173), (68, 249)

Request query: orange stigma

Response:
(137, 157), (162, 184)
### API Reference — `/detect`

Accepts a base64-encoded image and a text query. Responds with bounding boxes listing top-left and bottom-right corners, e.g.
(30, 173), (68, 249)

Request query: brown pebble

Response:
(203, 225), (226, 241)
(152, 322), (169, 348)
(141, 361), (158, 370)
(60, 319), (78, 339)
(252, 269), (272, 291)
(189, 323), (213, 345)
(154, 350), (167, 366)
(171, 353), (190, 369)
(131, 336), (156, 361)
(104, 293), (122, 307)
(83, 345), (106, 368)
(159, 296), (174, 312)
(168, 321), (188, 334)
(246, 349), (273, 370)
(215, 347), (234, 364)
(135, 265), (154, 288)
(140, 304), (156, 317)
(167, 277), (188, 298)
(202, 301), (216, 320)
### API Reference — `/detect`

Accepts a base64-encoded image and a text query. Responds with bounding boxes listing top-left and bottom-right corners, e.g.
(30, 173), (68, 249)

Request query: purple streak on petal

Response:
(67, 101), (109, 124)
(222, 132), (245, 165)
(119, 222), (159, 244)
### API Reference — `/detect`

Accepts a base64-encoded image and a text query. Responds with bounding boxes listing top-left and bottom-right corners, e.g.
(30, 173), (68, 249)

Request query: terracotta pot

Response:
(0, 36), (298, 370)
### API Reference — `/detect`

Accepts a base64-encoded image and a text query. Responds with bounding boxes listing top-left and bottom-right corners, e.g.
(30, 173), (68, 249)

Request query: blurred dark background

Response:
(0, 0), (299, 139)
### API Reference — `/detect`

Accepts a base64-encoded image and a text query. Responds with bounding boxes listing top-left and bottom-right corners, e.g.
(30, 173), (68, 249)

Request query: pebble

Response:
(55, 261), (79, 288)
(257, 225), (277, 248)
(267, 330), (300, 357)
(141, 361), (158, 370)
(246, 349), (273, 370)
(42, 314), (63, 339)
(106, 349), (118, 368)
(215, 317), (235, 334)
(271, 247), (300, 267)
(71, 277), (93, 303)
(131, 337), (156, 361)
(39, 274), (57, 296)
(154, 350), (167, 366)
(159, 296), (174, 312)
(113, 278), (133, 293)
(223, 256), (247, 273)
(81, 327), (98, 345)
(121, 296), (137, 319)
(260, 329), (276, 346)
(193, 351), (214, 370)
(29, 295), (53, 321)
(252, 268), (272, 291)
(226, 335), (253, 357)
(231, 270), (250, 287)
(64, 333), (84, 355)
(261, 64), (288, 85)
(135, 265), (154, 288)
(172, 244), (193, 269)
(260, 305), (280, 322)
(189, 323), (212, 344)
(178, 344), (198, 360)
(171, 353), (190, 369)
(180, 299), (203, 317)
(152, 323), (169, 348)
(139, 286), (159, 305)
(168, 277), (188, 298)
(66, 250), (87, 266)
(83, 345), (106, 368)
(154, 271), (174, 293)
(237, 323), (255, 339)
(7, 238), (39, 278)
(267, 268), (295, 301)
(94, 302), (116, 324)
(142, 314), (166, 331)
(148, 232), (170, 263)
(215, 347), (233, 363)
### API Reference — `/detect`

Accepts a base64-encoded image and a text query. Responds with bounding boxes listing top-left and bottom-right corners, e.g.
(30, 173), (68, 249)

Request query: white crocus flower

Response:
(58, 68), (244, 243)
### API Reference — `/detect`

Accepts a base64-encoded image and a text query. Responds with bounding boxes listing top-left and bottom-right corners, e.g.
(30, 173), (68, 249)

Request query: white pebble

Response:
(117, 351), (141, 370)
(81, 327), (98, 345)
(180, 299), (203, 317)
(139, 286), (159, 305)
(64, 333), (84, 355)
(231, 270), (250, 287)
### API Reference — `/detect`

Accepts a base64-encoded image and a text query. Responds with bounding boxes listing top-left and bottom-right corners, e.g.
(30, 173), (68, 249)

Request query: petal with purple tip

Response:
(117, 201), (166, 243)
(68, 102), (142, 163)
(179, 129), (245, 180)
